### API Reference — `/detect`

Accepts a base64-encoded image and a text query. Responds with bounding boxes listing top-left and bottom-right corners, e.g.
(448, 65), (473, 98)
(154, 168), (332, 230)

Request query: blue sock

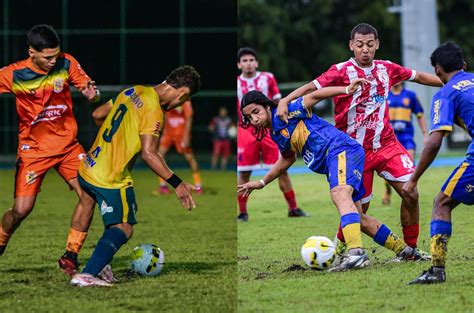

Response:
(82, 227), (129, 276)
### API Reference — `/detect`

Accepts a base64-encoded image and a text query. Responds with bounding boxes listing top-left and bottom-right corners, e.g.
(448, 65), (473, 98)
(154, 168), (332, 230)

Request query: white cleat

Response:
(98, 264), (117, 283)
(71, 273), (114, 287)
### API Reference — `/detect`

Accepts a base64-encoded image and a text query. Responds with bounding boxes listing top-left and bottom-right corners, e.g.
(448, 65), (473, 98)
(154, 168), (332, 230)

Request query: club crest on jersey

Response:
(376, 66), (389, 85)
(100, 201), (114, 215)
(403, 98), (410, 106)
(53, 78), (65, 93)
(25, 171), (38, 184)
(280, 128), (290, 138)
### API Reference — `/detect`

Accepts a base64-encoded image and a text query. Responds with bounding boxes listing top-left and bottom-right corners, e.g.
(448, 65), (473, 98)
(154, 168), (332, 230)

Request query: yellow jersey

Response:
(80, 85), (163, 188)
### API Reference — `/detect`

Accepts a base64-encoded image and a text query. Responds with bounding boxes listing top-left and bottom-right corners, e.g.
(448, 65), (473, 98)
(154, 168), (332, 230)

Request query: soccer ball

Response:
(130, 243), (165, 276)
(301, 236), (336, 270)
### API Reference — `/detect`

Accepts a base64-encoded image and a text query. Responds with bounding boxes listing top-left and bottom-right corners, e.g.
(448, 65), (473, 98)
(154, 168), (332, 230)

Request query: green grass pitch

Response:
(0, 169), (236, 312)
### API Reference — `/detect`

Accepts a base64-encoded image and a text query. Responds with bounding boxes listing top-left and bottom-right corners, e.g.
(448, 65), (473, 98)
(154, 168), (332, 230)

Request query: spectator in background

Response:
(209, 106), (234, 170)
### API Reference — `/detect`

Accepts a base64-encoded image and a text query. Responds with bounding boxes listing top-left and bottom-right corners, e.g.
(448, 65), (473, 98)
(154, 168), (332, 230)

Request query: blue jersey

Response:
(270, 97), (358, 174)
(388, 88), (424, 137)
(430, 71), (474, 159)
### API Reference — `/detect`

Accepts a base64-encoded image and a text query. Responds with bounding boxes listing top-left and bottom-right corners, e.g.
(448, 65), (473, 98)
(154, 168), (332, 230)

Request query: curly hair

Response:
(166, 65), (201, 96)
(240, 90), (276, 141)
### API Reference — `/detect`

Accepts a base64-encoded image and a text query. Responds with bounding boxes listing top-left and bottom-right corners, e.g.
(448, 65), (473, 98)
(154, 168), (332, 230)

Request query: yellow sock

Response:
(0, 224), (11, 246)
(342, 223), (363, 250)
(431, 234), (450, 267)
(66, 228), (88, 254)
(192, 172), (201, 186)
(384, 232), (406, 254)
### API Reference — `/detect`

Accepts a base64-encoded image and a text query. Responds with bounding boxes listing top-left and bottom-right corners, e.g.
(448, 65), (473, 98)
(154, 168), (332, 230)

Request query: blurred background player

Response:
(153, 99), (202, 195)
(209, 106), (233, 170)
(382, 82), (428, 205)
(277, 23), (442, 254)
(237, 47), (308, 221)
(0, 25), (100, 268)
(405, 42), (474, 284)
(70, 65), (201, 287)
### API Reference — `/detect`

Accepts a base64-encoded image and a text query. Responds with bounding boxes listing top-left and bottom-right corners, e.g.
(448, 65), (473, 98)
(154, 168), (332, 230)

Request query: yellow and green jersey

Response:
(80, 85), (163, 188)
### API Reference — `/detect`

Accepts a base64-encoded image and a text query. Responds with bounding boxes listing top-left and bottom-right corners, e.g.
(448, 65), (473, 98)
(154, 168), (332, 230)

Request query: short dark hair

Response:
(166, 65), (201, 96)
(430, 41), (464, 73)
(350, 23), (378, 40)
(27, 24), (60, 51)
(237, 47), (257, 62)
(240, 90), (275, 141)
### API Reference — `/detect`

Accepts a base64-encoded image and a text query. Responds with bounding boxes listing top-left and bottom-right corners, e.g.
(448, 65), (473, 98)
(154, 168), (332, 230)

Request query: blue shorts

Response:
(441, 160), (474, 205)
(78, 175), (138, 227)
(395, 133), (416, 151)
(325, 142), (365, 202)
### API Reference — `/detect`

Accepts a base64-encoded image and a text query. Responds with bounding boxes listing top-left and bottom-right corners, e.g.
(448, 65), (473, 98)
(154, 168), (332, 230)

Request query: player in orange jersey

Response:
(0, 25), (100, 274)
(153, 100), (203, 194)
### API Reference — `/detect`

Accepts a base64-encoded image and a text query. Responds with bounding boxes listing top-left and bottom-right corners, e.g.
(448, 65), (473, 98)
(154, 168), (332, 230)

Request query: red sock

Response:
(337, 224), (346, 242)
(402, 224), (419, 248)
(283, 189), (298, 211)
(238, 194), (248, 214)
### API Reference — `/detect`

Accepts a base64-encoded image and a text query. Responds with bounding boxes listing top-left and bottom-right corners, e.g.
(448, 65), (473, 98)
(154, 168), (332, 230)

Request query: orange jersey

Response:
(0, 53), (91, 158)
(162, 100), (193, 137)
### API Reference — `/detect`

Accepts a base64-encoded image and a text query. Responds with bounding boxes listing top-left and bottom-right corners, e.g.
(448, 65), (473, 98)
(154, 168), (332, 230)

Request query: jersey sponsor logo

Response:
(433, 100), (441, 124)
(168, 117), (185, 128)
(452, 79), (474, 91)
(100, 200), (114, 215)
(302, 150), (314, 166)
(25, 171), (38, 184)
(288, 110), (302, 119)
(53, 78), (65, 93)
(280, 128), (290, 138)
(31, 104), (67, 125)
(354, 113), (380, 131)
(124, 88), (144, 108)
(359, 94), (385, 112)
(465, 184), (474, 193)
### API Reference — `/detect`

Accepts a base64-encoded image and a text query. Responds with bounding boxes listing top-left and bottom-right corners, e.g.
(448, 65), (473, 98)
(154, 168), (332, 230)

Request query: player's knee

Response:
(330, 185), (352, 200)
(12, 205), (33, 221)
(113, 223), (133, 239)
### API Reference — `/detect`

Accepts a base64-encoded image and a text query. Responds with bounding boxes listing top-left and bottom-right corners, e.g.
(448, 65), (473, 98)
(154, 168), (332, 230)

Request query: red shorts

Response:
(213, 139), (231, 157)
(237, 126), (279, 171)
(160, 133), (192, 154)
(361, 140), (414, 204)
(14, 144), (85, 197)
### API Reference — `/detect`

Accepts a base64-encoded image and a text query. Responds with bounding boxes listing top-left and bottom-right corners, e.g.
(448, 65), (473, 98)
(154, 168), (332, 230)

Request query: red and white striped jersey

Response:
(237, 71), (281, 125)
(313, 58), (416, 150)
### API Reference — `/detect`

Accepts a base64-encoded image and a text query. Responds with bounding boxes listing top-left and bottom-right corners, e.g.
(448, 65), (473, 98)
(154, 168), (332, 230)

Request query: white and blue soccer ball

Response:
(301, 236), (336, 270)
(130, 243), (165, 276)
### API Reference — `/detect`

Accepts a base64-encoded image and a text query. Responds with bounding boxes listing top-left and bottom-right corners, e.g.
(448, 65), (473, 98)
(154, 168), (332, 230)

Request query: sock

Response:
(340, 212), (363, 250)
(159, 177), (166, 187)
(283, 190), (298, 211)
(336, 224), (346, 242)
(0, 224), (11, 246)
(82, 227), (129, 276)
(238, 194), (248, 214)
(402, 224), (419, 248)
(66, 228), (88, 254)
(430, 220), (452, 268)
(192, 172), (202, 187)
(373, 224), (405, 254)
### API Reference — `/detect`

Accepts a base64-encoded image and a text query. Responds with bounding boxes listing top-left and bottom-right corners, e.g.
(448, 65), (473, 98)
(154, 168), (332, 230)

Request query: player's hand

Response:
(174, 182), (196, 211)
(237, 181), (264, 197)
(346, 78), (370, 94)
(402, 179), (417, 196)
(276, 99), (289, 124)
(81, 81), (100, 102)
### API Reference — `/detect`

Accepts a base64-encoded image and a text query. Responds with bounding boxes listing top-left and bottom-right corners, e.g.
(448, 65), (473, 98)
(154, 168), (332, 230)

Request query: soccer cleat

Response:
(152, 185), (170, 196)
(0, 245), (6, 256)
(58, 251), (80, 276)
(237, 213), (249, 222)
(288, 208), (310, 217)
(392, 246), (431, 262)
(71, 273), (114, 287)
(408, 267), (446, 285)
(195, 185), (203, 195)
(98, 264), (117, 283)
(333, 237), (348, 257)
(328, 248), (370, 272)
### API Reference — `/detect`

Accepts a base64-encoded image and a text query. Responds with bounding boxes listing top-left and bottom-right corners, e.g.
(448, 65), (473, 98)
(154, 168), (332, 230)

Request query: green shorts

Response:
(78, 175), (137, 227)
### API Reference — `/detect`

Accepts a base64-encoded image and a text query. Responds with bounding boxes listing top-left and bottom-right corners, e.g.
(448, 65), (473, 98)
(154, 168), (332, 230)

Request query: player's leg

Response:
(220, 139), (231, 170)
(237, 171), (251, 221)
(0, 157), (49, 255)
(211, 140), (219, 170)
(183, 149), (202, 193)
(382, 180), (391, 205)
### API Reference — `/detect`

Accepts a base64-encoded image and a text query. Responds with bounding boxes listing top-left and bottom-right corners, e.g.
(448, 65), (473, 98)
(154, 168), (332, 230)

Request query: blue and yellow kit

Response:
(431, 71), (474, 204)
(270, 97), (365, 201)
(79, 85), (164, 225)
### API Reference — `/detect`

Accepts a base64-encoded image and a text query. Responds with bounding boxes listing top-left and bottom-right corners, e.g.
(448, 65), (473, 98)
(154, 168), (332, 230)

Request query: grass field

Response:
(0, 169), (236, 312)
(238, 165), (474, 312)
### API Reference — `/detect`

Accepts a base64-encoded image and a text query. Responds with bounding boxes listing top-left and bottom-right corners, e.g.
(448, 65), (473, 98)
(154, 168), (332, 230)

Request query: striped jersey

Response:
(80, 86), (164, 188)
(0, 53), (91, 157)
(312, 58), (416, 150)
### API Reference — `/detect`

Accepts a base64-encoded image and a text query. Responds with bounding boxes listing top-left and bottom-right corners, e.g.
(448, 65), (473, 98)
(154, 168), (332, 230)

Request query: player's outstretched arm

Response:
(237, 154), (296, 197)
(140, 134), (195, 210)
(91, 100), (113, 126)
(80, 80), (101, 103)
(277, 82), (316, 123)
(412, 72), (443, 87)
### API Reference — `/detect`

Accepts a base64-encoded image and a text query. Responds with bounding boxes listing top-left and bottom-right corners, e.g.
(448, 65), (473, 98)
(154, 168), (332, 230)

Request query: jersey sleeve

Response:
(267, 74), (281, 100)
(312, 65), (342, 89)
(430, 95), (454, 134)
(0, 65), (13, 94)
(410, 93), (424, 117)
(389, 62), (416, 85)
(66, 53), (91, 89)
(288, 97), (312, 120)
